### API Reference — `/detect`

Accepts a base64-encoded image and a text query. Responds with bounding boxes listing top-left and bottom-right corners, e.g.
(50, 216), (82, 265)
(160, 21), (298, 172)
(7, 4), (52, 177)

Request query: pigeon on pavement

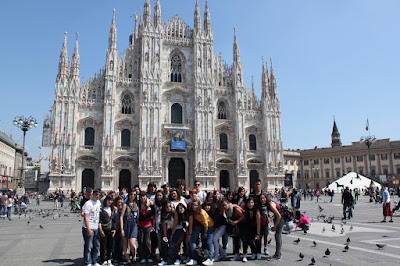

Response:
(376, 244), (386, 249)
(293, 238), (300, 244)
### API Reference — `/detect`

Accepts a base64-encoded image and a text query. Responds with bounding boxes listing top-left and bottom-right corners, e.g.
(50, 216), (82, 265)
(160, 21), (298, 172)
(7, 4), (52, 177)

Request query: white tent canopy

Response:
(324, 172), (381, 191)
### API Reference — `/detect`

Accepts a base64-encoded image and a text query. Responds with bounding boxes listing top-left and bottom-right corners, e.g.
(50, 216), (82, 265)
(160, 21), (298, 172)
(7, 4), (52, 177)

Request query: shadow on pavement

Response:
(42, 258), (84, 265)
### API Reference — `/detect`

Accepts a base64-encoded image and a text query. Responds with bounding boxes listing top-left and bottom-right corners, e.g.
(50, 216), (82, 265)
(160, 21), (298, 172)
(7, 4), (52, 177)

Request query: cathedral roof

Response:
(164, 15), (193, 39)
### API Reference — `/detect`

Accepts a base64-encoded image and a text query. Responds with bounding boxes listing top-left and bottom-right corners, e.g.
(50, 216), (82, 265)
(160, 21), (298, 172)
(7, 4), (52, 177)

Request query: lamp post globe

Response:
(13, 115), (38, 194)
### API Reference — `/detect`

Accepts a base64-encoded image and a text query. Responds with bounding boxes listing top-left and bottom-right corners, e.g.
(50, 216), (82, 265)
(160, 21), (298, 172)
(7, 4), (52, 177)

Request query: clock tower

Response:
(331, 120), (342, 147)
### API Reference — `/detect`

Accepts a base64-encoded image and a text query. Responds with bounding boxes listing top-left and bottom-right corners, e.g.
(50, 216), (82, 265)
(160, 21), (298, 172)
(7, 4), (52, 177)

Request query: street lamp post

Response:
(13, 116), (38, 193)
(360, 135), (376, 181)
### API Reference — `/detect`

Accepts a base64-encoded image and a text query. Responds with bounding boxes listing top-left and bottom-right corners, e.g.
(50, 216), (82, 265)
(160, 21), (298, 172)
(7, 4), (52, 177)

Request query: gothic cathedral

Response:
(45, 0), (284, 192)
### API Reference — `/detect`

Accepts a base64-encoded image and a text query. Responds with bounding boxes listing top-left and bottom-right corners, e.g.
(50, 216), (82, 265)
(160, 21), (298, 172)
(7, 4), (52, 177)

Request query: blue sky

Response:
(1, 0), (399, 160)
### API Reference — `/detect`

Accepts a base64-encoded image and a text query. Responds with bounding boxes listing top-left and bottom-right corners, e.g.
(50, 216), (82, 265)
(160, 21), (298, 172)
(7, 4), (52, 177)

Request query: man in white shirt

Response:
(194, 180), (207, 204)
(82, 189), (102, 266)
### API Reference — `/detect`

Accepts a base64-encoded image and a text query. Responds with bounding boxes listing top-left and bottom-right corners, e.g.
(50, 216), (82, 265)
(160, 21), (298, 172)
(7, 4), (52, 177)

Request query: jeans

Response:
(82, 227), (100, 265)
(233, 223), (249, 254)
(274, 219), (284, 257)
(213, 225), (228, 258)
(7, 207), (12, 218)
(138, 226), (152, 259)
(100, 230), (114, 263)
(204, 226), (215, 259)
(343, 203), (353, 219)
(189, 225), (203, 259)
(160, 228), (184, 261)
(0, 205), (6, 217)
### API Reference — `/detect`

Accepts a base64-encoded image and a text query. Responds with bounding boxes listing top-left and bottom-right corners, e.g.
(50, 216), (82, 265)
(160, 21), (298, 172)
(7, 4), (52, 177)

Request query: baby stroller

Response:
(70, 199), (81, 213)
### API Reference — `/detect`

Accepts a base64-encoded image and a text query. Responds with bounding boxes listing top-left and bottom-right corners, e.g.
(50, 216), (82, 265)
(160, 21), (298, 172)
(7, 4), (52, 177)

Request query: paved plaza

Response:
(0, 194), (399, 266)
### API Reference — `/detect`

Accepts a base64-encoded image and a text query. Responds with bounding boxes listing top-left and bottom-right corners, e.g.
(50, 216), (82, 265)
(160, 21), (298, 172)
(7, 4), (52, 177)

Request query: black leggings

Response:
(233, 223), (249, 254)
(248, 226), (261, 254)
(100, 230), (114, 262)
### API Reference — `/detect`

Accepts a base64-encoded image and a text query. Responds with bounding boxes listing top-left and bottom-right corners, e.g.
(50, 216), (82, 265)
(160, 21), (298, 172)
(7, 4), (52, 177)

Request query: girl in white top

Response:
(170, 189), (187, 210)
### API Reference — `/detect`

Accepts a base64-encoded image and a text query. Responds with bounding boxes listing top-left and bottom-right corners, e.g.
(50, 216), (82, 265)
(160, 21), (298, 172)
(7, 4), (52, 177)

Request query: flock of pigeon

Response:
(20, 206), (80, 230)
(291, 204), (388, 265)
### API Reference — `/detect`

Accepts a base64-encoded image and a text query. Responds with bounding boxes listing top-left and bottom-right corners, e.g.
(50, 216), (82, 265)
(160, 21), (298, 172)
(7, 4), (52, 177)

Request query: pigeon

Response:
(343, 245), (349, 252)
(349, 226), (353, 231)
(346, 237), (351, 243)
(27, 221), (30, 224)
(325, 248), (331, 256)
(299, 252), (304, 260)
(311, 257), (316, 264)
(322, 227), (326, 233)
(376, 244), (386, 249)
(293, 238), (300, 244)
(332, 225), (336, 231)
(312, 241), (317, 247)
(78, 219), (82, 222)
(341, 227), (344, 234)
(318, 205), (324, 212)
(64, 214), (69, 217)
(39, 225), (44, 229)
(58, 213), (61, 218)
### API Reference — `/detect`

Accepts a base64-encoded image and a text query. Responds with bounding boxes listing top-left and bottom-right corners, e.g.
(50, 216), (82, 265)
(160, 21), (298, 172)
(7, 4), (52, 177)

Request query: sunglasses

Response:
(195, 184), (201, 186)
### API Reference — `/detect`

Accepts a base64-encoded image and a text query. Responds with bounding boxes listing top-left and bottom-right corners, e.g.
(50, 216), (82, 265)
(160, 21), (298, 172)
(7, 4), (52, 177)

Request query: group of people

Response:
(0, 190), (33, 219)
(79, 179), (293, 266)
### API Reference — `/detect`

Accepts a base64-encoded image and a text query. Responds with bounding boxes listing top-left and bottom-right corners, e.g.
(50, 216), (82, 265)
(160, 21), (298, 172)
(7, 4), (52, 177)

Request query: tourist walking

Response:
(381, 185), (393, 222)
(341, 187), (354, 220)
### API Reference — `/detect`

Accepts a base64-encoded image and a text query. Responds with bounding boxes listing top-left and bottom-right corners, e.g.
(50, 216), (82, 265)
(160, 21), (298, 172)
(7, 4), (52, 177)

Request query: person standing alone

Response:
(341, 187), (354, 220)
(381, 185), (393, 223)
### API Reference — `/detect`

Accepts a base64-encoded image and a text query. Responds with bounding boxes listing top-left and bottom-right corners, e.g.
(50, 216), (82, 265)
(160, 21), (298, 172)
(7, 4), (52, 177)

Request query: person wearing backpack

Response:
(99, 195), (116, 266)
(265, 196), (283, 261)
(290, 189), (301, 219)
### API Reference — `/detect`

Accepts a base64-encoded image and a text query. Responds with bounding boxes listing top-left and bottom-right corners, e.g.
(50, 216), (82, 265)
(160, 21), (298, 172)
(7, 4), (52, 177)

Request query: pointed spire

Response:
(252, 76), (255, 97)
(134, 13), (138, 36)
(204, 0), (211, 36)
(143, 0), (151, 27)
(57, 32), (69, 80)
(108, 9), (117, 50)
(269, 57), (277, 97)
(154, 0), (161, 27)
(194, 0), (201, 35)
(332, 120), (339, 134)
(233, 27), (240, 64)
(70, 32), (80, 78)
(139, 10), (143, 31)
(331, 119), (342, 147)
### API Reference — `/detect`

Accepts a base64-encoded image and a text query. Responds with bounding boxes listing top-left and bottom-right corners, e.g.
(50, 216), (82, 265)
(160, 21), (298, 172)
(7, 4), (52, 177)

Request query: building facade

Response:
(288, 122), (400, 189)
(46, 0), (284, 192)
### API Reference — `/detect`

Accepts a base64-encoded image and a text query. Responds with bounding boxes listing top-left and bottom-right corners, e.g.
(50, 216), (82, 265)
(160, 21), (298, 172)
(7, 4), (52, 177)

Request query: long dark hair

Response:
(169, 189), (181, 202)
(176, 203), (187, 224)
(155, 189), (167, 207)
(161, 201), (173, 221)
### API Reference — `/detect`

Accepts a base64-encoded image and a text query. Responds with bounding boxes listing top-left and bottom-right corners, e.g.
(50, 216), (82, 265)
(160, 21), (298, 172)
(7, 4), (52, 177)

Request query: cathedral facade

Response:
(46, 0), (284, 192)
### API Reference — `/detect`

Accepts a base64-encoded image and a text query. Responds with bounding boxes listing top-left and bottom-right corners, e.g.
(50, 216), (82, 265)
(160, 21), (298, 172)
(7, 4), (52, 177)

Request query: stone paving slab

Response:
(0, 195), (399, 266)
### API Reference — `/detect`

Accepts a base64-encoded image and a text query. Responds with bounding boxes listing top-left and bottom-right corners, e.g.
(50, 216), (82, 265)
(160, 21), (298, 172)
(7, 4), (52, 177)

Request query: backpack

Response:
(194, 246), (209, 263)
(278, 203), (294, 222)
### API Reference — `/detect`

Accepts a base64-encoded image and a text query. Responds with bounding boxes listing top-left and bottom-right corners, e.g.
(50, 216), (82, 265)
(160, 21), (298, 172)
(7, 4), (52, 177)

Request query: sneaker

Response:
(174, 259), (181, 265)
(141, 259), (146, 263)
(158, 260), (166, 266)
(94, 264), (102, 266)
(202, 258), (213, 265)
(264, 248), (269, 255)
(381, 220), (387, 223)
(220, 249), (227, 258)
(389, 220), (393, 223)
(87, 264), (92, 266)
(102, 261), (108, 266)
(269, 255), (281, 261)
(250, 254), (256, 260)
(186, 259), (197, 266)
(148, 258), (153, 263)
(242, 255), (247, 262)
(230, 254), (240, 261)
(257, 254), (262, 260)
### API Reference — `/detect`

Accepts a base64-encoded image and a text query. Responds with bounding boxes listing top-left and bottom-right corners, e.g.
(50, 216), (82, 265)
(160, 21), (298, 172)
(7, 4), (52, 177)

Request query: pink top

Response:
(296, 215), (311, 229)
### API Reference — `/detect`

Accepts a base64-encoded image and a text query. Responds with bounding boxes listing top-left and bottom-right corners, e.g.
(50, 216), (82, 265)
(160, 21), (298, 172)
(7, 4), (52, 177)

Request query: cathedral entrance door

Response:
(119, 169), (131, 190)
(168, 158), (185, 188)
(82, 169), (95, 191)
(250, 170), (259, 193)
(220, 170), (230, 189)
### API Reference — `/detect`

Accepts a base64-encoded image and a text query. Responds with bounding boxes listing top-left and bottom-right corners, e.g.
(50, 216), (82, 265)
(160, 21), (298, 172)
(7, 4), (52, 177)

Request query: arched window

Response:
(121, 93), (132, 114)
(170, 53), (182, 82)
(218, 101), (227, 119)
(171, 103), (183, 124)
(84, 127), (95, 146)
(220, 133), (228, 150)
(249, 134), (257, 150)
(121, 129), (131, 147)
